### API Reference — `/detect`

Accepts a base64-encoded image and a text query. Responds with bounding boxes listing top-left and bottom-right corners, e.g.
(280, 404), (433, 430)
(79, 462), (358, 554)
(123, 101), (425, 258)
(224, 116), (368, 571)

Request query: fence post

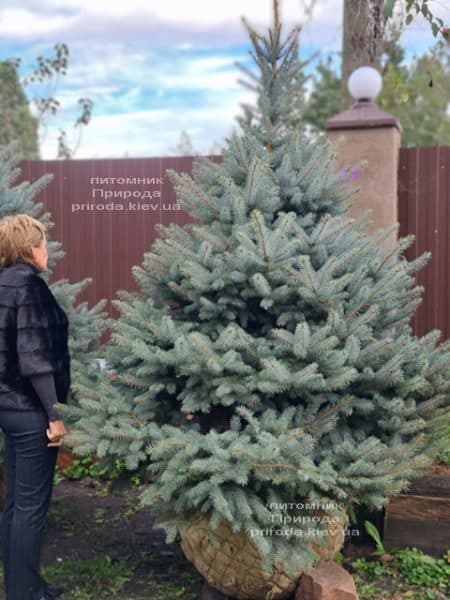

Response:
(325, 98), (402, 250)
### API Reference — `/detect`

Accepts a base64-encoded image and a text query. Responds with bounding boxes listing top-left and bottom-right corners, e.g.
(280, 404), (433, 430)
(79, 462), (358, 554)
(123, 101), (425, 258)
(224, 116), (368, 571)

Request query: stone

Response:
(295, 561), (359, 600)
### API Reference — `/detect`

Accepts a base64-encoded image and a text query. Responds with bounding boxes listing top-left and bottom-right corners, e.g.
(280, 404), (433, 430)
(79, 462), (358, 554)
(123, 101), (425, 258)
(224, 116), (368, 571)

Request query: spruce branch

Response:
(273, 394), (354, 451)
(251, 209), (270, 262)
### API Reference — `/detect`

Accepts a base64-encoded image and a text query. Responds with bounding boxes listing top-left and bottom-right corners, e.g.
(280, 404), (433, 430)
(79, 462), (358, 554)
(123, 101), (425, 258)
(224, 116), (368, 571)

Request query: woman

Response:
(0, 214), (70, 600)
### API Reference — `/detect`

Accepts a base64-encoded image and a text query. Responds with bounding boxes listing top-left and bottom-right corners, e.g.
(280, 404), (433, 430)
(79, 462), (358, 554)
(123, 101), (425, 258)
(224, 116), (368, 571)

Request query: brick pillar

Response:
(325, 101), (402, 249)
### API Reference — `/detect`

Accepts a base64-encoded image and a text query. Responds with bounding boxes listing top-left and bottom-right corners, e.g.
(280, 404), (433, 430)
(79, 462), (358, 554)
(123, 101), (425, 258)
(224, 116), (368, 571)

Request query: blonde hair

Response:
(0, 214), (46, 268)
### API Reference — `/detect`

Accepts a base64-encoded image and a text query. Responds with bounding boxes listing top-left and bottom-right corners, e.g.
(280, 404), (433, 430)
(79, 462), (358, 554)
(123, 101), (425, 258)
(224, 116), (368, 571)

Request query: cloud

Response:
(39, 87), (255, 159)
(1, 0), (445, 48)
(0, 8), (78, 39)
(25, 40), (251, 123)
(3, 0), (307, 26)
(0, 0), (326, 46)
(2, 0), (447, 160)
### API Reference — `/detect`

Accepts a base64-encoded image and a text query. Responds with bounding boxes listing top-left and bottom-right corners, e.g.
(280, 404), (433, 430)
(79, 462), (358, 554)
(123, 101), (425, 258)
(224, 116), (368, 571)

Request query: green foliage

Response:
(383, 0), (447, 39)
(48, 503), (90, 535)
(302, 55), (341, 137)
(59, 455), (142, 484)
(304, 39), (450, 147)
(5, 44), (93, 159)
(364, 520), (386, 555)
(394, 547), (450, 587)
(0, 62), (39, 159)
(64, 18), (450, 581)
(53, 469), (65, 486)
(437, 436), (450, 464)
(43, 554), (132, 599)
(60, 456), (103, 480)
(351, 547), (450, 599)
(352, 557), (388, 581)
(379, 40), (450, 147)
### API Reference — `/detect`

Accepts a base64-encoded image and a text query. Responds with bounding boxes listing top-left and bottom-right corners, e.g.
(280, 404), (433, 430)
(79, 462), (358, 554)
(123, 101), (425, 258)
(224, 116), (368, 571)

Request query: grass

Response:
(349, 548), (450, 600)
(36, 544), (450, 600)
(348, 517), (450, 599)
(40, 550), (199, 600)
(43, 554), (132, 599)
(47, 504), (90, 535)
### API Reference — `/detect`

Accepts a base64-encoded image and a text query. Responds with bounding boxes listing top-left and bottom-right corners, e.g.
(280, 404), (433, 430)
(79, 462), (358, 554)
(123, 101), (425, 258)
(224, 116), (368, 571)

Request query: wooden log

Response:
(386, 494), (450, 521)
(383, 492), (450, 556)
(405, 464), (450, 497)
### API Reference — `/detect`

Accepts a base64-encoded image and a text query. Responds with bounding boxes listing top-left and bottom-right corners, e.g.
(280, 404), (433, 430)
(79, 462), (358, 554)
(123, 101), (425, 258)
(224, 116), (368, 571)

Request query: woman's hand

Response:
(46, 420), (68, 447)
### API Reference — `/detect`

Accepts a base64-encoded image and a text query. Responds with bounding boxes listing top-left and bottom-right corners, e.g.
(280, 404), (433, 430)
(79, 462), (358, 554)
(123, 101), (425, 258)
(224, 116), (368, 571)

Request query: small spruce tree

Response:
(0, 63), (40, 159)
(61, 20), (450, 577)
(235, 17), (308, 149)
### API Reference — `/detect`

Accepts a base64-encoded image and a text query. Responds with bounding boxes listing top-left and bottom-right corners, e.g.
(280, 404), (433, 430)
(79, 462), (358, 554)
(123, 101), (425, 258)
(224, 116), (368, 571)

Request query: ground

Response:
(0, 478), (203, 600)
(0, 477), (448, 599)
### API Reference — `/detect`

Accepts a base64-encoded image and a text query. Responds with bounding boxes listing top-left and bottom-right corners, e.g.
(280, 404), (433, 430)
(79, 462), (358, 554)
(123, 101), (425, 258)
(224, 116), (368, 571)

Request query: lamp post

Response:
(326, 66), (400, 130)
(347, 66), (383, 103)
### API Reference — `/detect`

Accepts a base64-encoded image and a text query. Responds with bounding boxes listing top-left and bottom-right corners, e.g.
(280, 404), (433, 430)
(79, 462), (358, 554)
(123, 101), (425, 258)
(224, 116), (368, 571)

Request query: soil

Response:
(0, 477), (447, 599)
(0, 478), (205, 599)
(50, 478), (209, 599)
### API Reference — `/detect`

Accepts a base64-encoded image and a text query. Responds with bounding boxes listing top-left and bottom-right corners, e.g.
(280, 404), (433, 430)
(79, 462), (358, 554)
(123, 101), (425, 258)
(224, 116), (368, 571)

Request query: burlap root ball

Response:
(179, 508), (348, 600)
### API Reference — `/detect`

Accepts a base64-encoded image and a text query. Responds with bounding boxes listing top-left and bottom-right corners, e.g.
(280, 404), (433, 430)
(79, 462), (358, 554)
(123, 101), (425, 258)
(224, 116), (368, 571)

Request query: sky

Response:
(0, 0), (448, 159)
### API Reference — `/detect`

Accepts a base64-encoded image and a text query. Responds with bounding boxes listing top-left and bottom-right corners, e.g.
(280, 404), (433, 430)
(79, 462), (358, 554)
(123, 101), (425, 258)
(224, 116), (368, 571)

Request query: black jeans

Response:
(0, 408), (57, 600)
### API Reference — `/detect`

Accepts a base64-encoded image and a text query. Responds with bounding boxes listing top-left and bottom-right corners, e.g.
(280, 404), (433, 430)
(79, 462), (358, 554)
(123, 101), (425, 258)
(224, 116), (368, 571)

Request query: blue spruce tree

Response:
(61, 17), (450, 585)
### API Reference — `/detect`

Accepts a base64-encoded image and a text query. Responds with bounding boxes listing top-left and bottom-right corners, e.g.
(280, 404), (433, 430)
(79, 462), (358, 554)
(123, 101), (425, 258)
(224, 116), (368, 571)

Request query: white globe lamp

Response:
(348, 66), (383, 102)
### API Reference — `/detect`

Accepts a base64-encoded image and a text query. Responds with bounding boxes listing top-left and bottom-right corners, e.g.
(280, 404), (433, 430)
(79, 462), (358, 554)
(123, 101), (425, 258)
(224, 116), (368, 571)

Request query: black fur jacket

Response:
(0, 258), (71, 411)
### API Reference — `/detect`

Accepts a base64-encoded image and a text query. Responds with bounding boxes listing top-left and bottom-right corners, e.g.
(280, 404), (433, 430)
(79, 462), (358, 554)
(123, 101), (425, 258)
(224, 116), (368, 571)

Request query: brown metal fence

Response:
(19, 157), (216, 320)
(18, 146), (450, 339)
(398, 146), (450, 339)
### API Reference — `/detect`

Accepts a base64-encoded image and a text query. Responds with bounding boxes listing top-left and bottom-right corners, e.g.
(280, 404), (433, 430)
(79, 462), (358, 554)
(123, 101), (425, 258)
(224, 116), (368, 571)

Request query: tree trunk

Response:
(341, 0), (387, 108)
